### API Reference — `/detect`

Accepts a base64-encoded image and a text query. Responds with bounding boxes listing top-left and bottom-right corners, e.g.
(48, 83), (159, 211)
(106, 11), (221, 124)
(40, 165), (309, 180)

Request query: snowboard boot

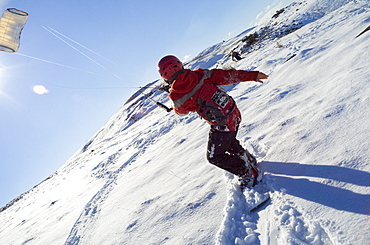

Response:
(238, 167), (258, 188)
(237, 149), (257, 166)
(244, 151), (264, 183)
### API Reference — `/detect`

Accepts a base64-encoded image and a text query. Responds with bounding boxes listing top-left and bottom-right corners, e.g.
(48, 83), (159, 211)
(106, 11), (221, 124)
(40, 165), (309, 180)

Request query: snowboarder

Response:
(231, 51), (243, 61)
(157, 55), (268, 187)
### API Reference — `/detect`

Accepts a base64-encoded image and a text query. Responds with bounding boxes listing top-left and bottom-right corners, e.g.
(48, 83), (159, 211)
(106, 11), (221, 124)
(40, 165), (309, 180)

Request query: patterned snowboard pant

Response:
(206, 128), (248, 176)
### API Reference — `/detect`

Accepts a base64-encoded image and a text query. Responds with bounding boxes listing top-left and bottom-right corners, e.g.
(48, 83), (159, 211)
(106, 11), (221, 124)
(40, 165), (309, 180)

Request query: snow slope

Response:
(1, 0), (369, 244)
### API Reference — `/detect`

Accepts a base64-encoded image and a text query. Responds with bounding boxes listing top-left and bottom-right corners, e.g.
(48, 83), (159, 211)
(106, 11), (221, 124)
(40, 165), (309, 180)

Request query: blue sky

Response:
(0, 0), (293, 207)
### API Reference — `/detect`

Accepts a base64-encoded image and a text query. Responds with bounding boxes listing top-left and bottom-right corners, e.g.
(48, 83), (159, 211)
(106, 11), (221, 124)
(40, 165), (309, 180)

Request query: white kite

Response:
(0, 8), (28, 53)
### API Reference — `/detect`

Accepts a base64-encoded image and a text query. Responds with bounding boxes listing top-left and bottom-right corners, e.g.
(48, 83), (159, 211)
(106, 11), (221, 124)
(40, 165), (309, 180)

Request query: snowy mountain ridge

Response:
(188, 0), (367, 70)
(1, 0), (369, 244)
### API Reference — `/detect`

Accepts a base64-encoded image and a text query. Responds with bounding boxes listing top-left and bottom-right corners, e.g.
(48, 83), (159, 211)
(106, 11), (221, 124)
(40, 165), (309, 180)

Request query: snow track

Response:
(216, 168), (341, 245)
(217, 175), (262, 245)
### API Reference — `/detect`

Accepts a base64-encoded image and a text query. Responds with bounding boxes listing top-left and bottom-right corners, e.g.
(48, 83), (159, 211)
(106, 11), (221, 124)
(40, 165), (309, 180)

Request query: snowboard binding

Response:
(239, 167), (258, 188)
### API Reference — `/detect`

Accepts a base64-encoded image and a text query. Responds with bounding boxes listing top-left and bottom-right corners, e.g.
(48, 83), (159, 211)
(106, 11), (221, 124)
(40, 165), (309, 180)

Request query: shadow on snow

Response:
(264, 161), (370, 215)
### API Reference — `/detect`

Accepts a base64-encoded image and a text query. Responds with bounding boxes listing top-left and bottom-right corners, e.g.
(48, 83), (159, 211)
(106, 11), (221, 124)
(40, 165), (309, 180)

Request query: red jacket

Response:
(169, 69), (259, 131)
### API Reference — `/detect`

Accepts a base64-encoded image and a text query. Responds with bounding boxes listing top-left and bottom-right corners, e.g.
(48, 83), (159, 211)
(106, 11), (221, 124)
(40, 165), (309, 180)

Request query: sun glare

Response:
(0, 64), (6, 91)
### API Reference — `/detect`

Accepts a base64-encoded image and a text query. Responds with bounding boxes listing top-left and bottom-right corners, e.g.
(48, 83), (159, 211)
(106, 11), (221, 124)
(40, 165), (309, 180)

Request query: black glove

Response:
(158, 85), (171, 93)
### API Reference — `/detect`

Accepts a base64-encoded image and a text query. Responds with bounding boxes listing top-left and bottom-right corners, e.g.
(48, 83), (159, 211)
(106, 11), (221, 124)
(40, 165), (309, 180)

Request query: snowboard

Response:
(243, 182), (270, 212)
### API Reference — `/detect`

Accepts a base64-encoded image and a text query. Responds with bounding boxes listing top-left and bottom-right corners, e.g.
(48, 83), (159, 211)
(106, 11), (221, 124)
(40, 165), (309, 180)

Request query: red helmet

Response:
(158, 55), (183, 80)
